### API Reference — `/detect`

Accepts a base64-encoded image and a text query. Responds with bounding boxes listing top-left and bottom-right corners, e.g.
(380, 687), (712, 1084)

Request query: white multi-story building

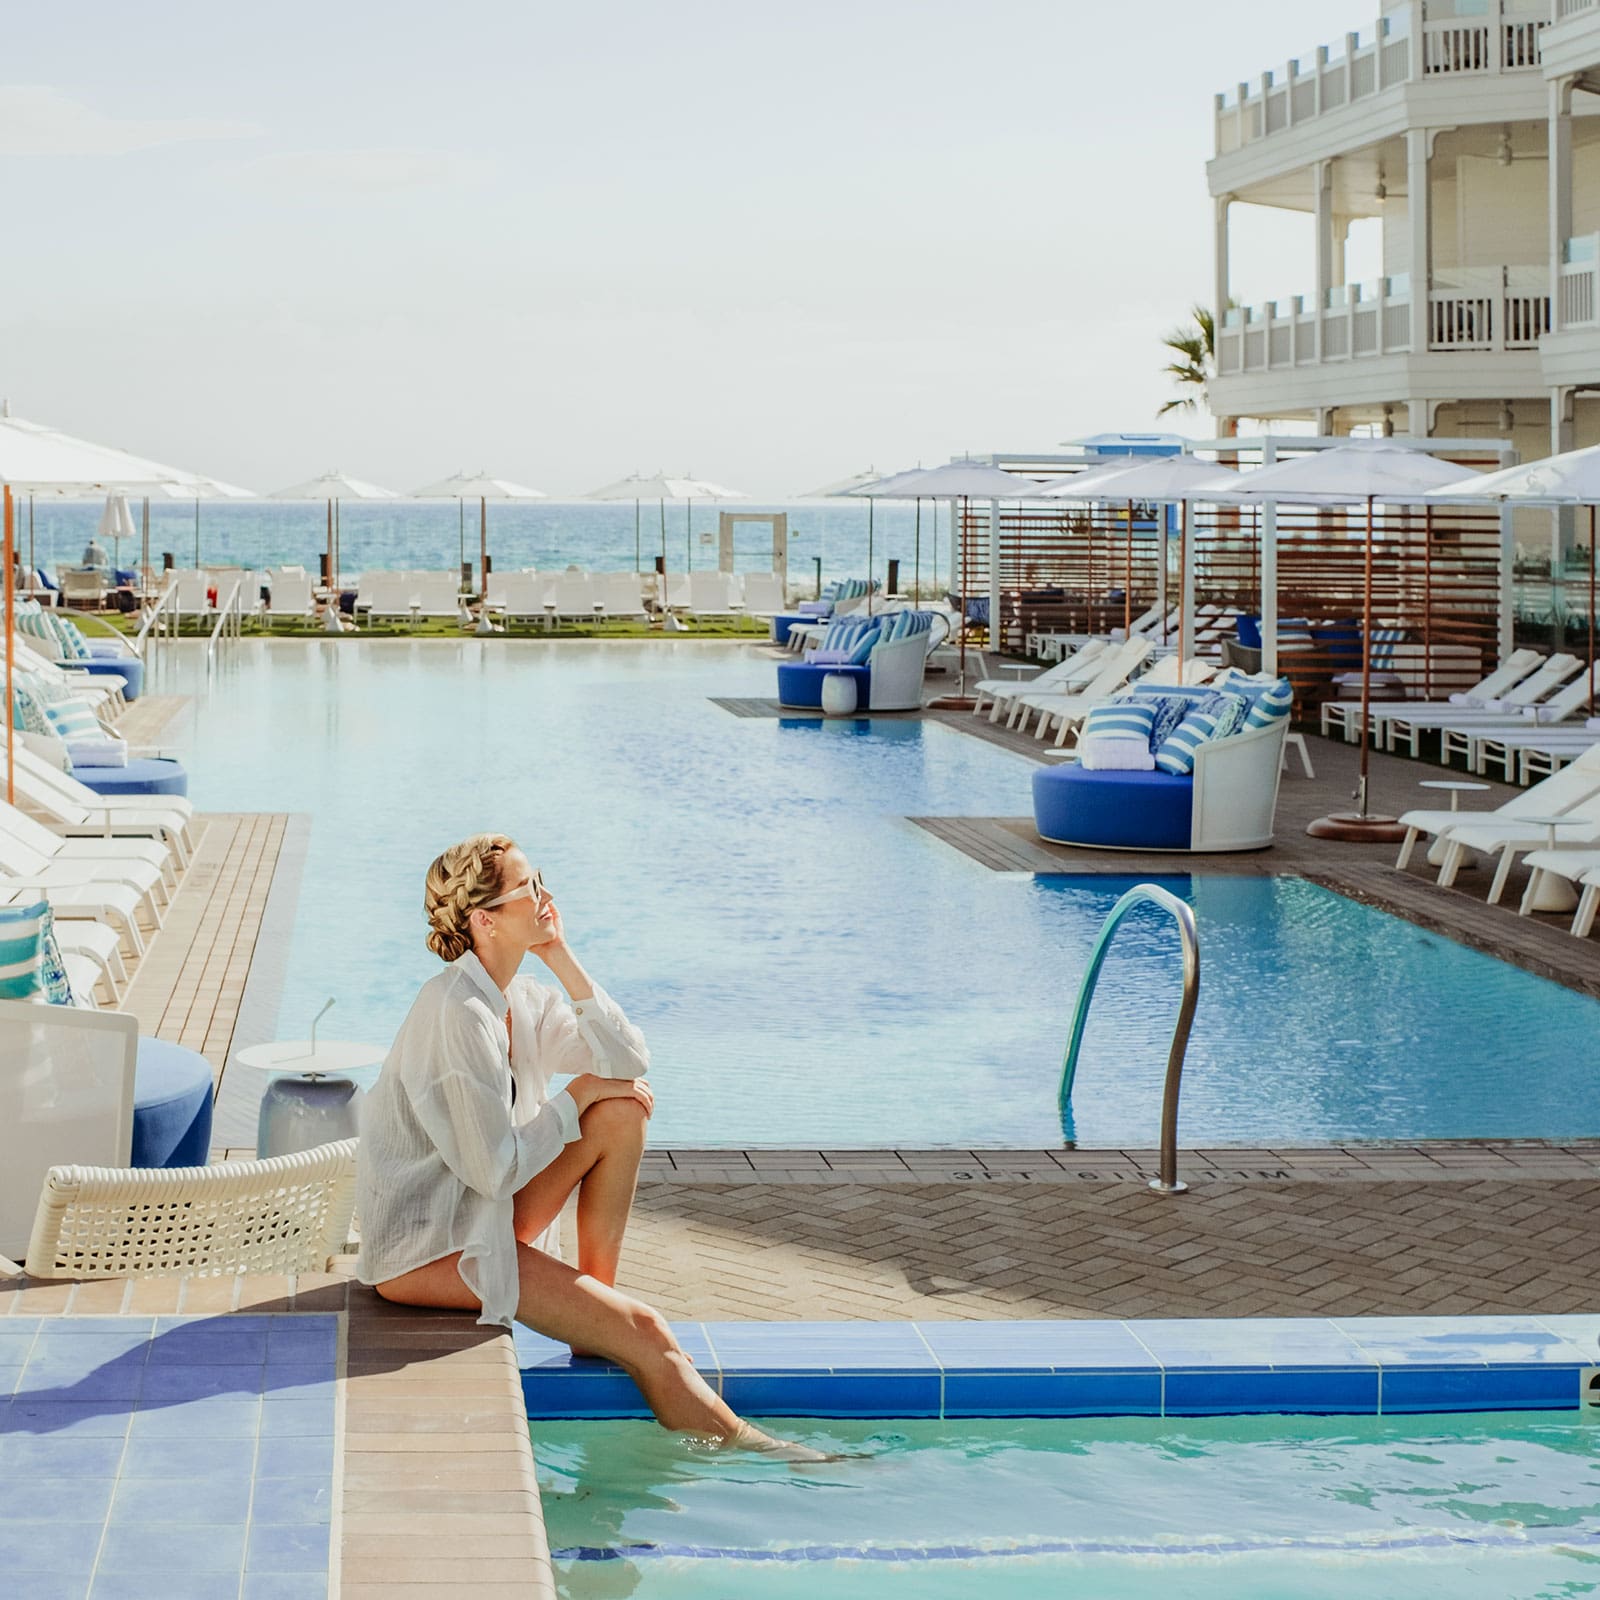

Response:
(1207, 0), (1600, 480)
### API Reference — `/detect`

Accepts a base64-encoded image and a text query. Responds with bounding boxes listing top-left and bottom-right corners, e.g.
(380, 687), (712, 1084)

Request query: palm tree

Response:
(1156, 305), (1216, 419)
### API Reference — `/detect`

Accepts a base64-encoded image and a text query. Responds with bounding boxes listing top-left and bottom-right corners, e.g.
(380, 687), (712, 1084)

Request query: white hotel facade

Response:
(1207, 0), (1600, 487)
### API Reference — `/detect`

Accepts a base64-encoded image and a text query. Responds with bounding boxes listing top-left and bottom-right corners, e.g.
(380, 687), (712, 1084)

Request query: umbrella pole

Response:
(635, 499), (640, 574)
(5, 485), (13, 805)
(914, 497), (921, 601)
(194, 498), (200, 568)
(459, 499), (465, 577)
(867, 498), (874, 616)
(1590, 504), (1596, 716)
(686, 500), (692, 573)
(959, 496), (968, 694)
(1307, 492), (1405, 842)
(1125, 499), (1134, 635)
(480, 497), (487, 595)
(27, 494), (34, 588)
(326, 500), (334, 592)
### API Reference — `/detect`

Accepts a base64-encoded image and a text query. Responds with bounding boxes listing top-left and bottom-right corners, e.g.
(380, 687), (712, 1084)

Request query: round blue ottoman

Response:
(132, 1038), (214, 1168)
(776, 662), (870, 710)
(72, 758), (189, 798)
(76, 655), (144, 700)
(1032, 766), (1195, 851)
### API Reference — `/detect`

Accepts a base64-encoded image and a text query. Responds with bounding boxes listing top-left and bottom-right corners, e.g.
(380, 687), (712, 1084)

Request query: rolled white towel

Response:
(66, 737), (128, 768)
(1447, 692), (1486, 707)
(1079, 735), (1155, 772)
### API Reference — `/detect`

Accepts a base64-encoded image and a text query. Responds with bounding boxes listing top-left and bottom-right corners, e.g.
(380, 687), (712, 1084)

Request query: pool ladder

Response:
(1059, 883), (1199, 1195)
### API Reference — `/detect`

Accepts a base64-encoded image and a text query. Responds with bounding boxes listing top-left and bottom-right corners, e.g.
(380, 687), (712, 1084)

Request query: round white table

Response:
(1419, 779), (1491, 866)
(1513, 815), (1586, 913)
(234, 1041), (387, 1158)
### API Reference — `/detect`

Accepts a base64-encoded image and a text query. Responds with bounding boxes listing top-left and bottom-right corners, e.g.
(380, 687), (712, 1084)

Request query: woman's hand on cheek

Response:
(531, 899), (566, 950)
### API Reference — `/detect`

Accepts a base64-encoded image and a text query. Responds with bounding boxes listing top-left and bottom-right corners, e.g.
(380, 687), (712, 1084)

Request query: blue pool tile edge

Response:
(516, 1315), (1600, 1420)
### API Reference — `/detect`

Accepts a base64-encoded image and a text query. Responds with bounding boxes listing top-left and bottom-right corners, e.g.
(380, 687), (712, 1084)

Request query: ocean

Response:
(19, 497), (958, 593)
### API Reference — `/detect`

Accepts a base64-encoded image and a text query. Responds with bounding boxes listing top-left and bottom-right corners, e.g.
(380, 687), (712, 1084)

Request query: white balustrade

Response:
(1216, 2), (1551, 156)
(1559, 234), (1600, 328)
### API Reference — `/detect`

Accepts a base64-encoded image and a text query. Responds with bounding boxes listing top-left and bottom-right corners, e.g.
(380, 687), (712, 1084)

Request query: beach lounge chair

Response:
(972, 640), (1107, 721)
(740, 573), (787, 616)
(600, 572), (650, 621)
(58, 569), (107, 610)
(0, 828), (168, 928)
(551, 572), (602, 622)
(1371, 654), (1583, 757)
(1438, 664), (1600, 775)
(1394, 743), (1600, 871)
(265, 568), (317, 629)
(489, 570), (548, 623)
(686, 571), (742, 619)
(0, 803), (179, 894)
(3, 747), (195, 864)
(1015, 638), (1155, 744)
(3, 1137), (359, 1280)
(1325, 648), (1544, 745)
(410, 571), (463, 620)
(1434, 777), (1600, 904)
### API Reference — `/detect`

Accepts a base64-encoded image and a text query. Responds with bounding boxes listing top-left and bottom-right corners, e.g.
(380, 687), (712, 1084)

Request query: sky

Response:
(1, 0), (1359, 497)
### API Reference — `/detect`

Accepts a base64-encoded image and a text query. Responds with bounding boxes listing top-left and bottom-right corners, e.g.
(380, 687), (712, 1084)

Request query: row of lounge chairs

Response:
(1395, 744), (1600, 936)
(1323, 649), (1600, 784)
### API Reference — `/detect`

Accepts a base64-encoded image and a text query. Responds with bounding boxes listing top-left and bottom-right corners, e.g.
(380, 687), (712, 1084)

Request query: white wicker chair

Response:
(6, 1139), (358, 1280)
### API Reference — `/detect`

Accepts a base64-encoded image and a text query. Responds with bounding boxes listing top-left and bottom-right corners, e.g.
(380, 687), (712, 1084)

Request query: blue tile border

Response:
(519, 1314), (1599, 1420)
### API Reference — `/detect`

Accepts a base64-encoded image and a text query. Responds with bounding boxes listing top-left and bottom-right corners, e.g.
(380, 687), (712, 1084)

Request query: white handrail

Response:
(206, 580), (244, 671)
(133, 582), (183, 663)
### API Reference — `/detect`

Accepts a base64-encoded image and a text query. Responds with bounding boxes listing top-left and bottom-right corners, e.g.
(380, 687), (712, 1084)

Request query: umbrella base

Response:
(1305, 812), (1408, 843)
(925, 695), (978, 711)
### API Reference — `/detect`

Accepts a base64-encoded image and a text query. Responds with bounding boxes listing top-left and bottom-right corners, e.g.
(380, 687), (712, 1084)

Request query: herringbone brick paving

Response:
(607, 1178), (1600, 1322)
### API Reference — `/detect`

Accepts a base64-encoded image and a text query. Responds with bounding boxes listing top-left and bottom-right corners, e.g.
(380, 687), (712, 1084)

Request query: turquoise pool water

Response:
(535, 1413), (1600, 1598)
(160, 640), (1600, 1147)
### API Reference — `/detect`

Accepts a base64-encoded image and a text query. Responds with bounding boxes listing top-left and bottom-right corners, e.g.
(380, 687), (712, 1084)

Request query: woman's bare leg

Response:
(510, 1096), (646, 1287)
(375, 1242), (739, 1438)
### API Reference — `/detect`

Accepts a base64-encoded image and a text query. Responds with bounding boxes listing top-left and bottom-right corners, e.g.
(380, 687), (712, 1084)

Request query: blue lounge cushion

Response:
(72, 758), (189, 798)
(132, 1038), (214, 1168)
(75, 655), (142, 699)
(1033, 766), (1194, 851)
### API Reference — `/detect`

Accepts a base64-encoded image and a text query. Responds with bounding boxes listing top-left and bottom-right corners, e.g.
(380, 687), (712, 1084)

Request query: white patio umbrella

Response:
(585, 472), (747, 582)
(268, 470), (399, 590)
(1209, 442), (1478, 839)
(1424, 442), (1600, 714)
(0, 412), (219, 802)
(409, 470), (546, 593)
(96, 492), (137, 568)
(857, 460), (1044, 703)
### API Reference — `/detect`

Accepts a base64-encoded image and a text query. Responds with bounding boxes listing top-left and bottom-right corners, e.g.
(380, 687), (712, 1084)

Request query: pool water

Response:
(160, 640), (1600, 1147)
(535, 1413), (1600, 1598)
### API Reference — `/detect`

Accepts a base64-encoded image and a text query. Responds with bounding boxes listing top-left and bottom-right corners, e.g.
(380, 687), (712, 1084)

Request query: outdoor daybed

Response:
(776, 612), (940, 712)
(1032, 677), (1293, 853)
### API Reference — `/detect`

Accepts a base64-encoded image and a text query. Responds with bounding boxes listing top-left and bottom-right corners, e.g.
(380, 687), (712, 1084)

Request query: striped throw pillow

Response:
(44, 699), (105, 741)
(0, 900), (47, 1001)
(847, 626), (882, 665)
(39, 906), (74, 1006)
(1369, 626), (1407, 670)
(50, 617), (91, 661)
(16, 607), (56, 645)
(1243, 677), (1295, 729)
(1081, 699), (1157, 746)
(1154, 707), (1221, 775)
(9, 680), (53, 736)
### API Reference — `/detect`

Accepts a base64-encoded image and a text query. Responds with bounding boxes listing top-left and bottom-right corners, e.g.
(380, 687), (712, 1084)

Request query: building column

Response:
(1406, 399), (1430, 439)
(1406, 128), (1431, 354)
(1313, 161), (1335, 309)
(1550, 78), (1574, 332)
(1213, 195), (1231, 326)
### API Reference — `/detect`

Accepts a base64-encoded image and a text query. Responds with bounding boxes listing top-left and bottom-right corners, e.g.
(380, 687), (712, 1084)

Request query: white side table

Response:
(1418, 778), (1491, 865)
(235, 1040), (387, 1158)
(820, 672), (859, 716)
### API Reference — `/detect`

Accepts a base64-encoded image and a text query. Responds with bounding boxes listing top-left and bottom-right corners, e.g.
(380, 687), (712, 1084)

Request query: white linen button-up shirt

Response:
(356, 949), (650, 1328)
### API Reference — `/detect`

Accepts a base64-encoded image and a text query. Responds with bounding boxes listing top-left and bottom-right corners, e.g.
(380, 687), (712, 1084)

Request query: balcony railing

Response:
(1215, 266), (1551, 376)
(1216, 2), (1551, 157)
(1557, 0), (1598, 18)
(1560, 233), (1600, 327)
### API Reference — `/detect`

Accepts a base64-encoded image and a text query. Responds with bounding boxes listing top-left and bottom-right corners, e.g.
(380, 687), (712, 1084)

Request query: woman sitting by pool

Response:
(358, 833), (809, 1455)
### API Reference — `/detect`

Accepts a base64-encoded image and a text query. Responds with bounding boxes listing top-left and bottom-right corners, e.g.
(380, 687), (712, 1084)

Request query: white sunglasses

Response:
(482, 869), (548, 910)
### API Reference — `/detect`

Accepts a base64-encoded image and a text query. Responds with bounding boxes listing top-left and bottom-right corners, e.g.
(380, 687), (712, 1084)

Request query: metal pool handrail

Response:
(1058, 883), (1200, 1195)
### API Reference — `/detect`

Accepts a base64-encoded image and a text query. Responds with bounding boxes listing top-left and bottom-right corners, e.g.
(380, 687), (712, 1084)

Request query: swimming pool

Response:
(534, 1412), (1600, 1598)
(159, 640), (1600, 1147)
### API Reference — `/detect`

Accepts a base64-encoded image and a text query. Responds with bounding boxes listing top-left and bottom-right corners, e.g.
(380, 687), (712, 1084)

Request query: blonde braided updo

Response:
(423, 833), (517, 962)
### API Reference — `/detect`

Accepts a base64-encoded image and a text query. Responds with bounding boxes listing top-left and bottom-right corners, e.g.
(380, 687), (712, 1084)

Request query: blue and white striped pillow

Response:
(821, 620), (865, 651)
(1081, 698), (1157, 746)
(1154, 707), (1221, 774)
(1369, 626), (1407, 670)
(0, 900), (47, 1001)
(50, 617), (91, 661)
(44, 699), (105, 741)
(847, 626), (882, 664)
(1243, 677), (1295, 729)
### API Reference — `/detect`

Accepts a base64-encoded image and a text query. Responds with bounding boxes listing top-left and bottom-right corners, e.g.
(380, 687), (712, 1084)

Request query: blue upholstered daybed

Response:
(1033, 677), (1293, 853)
(777, 612), (940, 712)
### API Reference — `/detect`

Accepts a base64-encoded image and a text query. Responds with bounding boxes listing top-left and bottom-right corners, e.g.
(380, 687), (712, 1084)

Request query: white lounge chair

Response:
(4, 1138), (359, 1280)
(411, 571), (464, 620)
(1325, 648), (1544, 745)
(489, 570), (548, 624)
(3, 748), (194, 866)
(1374, 654), (1583, 757)
(552, 572), (602, 621)
(0, 803), (179, 894)
(1016, 638), (1155, 744)
(0, 829), (167, 928)
(741, 573), (787, 615)
(973, 640), (1109, 721)
(600, 572), (649, 621)
(686, 571), (741, 619)
(1394, 744), (1600, 871)
(1438, 664), (1600, 775)
(1435, 781), (1600, 904)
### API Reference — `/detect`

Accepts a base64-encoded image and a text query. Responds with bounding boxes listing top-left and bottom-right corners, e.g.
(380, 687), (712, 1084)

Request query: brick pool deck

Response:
(23, 672), (1596, 1594)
